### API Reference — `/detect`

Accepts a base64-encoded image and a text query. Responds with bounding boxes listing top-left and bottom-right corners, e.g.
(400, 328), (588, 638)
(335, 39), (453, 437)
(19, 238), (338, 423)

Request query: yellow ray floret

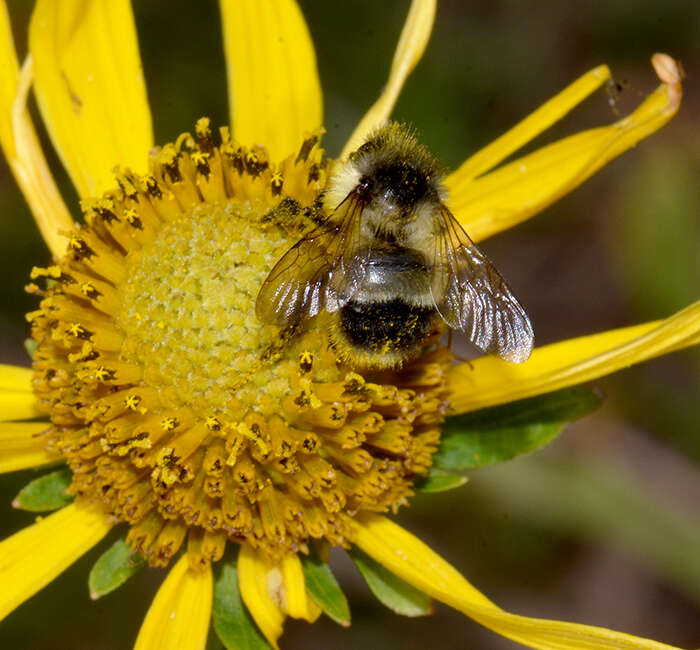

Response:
(29, 0), (153, 199)
(280, 553), (322, 622)
(447, 64), (612, 184)
(0, 2), (73, 257)
(0, 0), (17, 158)
(446, 54), (682, 243)
(0, 363), (38, 422)
(134, 554), (213, 650)
(238, 543), (286, 649)
(348, 513), (679, 650)
(0, 364), (35, 392)
(0, 391), (42, 423)
(341, 0), (436, 157)
(0, 503), (112, 621)
(0, 421), (59, 473)
(219, 0), (322, 160)
(448, 300), (700, 414)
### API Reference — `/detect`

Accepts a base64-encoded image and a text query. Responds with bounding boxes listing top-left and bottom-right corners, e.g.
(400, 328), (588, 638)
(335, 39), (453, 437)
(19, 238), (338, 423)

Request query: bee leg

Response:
(258, 324), (299, 365)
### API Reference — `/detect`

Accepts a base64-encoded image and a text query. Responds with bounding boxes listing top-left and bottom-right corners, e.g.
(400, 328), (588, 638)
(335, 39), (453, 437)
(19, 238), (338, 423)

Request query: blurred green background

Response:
(1, 1), (698, 648)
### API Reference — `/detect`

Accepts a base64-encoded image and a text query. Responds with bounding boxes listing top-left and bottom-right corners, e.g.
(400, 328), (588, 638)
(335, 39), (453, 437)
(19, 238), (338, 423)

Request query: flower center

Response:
(116, 201), (293, 412)
(27, 120), (449, 567)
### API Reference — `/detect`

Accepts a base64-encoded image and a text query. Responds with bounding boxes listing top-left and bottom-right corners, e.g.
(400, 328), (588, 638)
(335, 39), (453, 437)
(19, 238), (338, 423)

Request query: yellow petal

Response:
(0, 422), (59, 473)
(0, 0), (16, 156)
(134, 555), (212, 650)
(448, 300), (700, 414)
(238, 544), (285, 649)
(348, 513), (679, 650)
(220, 0), (322, 161)
(0, 392), (43, 422)
(0, 364), (42, 422)
(340, 0), (436, 158)
(280, 553), (322, 622)
(29, 0), (153, 199)
(448, 64), (611, 184)
(0, 3), (73, 257)
(0, 364), (34, 392)
(0, 503), (111, 621)
(446, 55), (682, 243)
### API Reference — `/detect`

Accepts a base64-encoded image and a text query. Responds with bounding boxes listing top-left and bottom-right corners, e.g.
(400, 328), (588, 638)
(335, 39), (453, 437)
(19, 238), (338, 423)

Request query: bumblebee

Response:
(256, 123), (534, 369)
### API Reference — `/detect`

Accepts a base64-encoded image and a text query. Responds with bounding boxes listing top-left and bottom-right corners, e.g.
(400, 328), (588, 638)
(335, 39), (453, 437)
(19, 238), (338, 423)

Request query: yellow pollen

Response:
(236, 423), (271, 457)
(67, 323), (88, 338)
(28, 121), (450, 567)
(160, 417), (179, 432)
(298, 351), (314, 373)
(124, 394), (145, 412)
(94, 366), (115, 382)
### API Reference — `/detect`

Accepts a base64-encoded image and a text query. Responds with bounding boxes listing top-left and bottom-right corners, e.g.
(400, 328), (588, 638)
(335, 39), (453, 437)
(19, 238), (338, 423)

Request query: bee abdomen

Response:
(337, 299), (438, 367)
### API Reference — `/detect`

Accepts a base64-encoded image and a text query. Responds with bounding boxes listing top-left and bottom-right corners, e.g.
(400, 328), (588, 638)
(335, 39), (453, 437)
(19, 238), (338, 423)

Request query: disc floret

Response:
(26, 121), (449, 567)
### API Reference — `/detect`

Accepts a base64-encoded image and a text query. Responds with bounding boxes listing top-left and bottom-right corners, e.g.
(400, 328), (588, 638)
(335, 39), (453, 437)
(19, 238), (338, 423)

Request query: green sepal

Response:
(301, 552), (351, 626)
(434, 386), (602, 470)
(88, 538), (145, 600)
(349, 549), (432, 617)
(414, 468), (468, 493)
(12, 468), (73, 511)
(213, 560), (270, 650)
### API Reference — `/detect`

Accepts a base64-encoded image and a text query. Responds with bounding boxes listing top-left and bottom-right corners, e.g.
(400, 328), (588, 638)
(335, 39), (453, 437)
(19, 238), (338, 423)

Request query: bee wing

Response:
(255, 191), (367, 327)
(431, 205), (534, 363)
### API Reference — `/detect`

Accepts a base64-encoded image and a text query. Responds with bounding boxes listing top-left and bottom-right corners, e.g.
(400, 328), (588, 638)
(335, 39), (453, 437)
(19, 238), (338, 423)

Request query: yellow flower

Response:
(0, 1), (697, 650)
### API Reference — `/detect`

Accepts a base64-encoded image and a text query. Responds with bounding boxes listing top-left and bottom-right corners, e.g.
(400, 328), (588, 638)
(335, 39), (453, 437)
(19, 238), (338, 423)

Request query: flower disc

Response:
(27, 120), (449, 567)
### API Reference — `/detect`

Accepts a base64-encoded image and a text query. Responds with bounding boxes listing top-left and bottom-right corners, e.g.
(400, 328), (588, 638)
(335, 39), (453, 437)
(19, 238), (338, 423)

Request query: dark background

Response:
(1, 1), (698, 648)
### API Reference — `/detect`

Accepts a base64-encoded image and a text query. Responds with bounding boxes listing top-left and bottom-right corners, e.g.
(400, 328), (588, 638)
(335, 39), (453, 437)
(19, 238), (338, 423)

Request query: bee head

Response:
(357, 161), (437, 209)
(324, 122), (446, 215)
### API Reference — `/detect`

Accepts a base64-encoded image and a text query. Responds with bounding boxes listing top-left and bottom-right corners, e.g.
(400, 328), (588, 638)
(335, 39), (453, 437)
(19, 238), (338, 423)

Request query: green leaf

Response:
(414, 469), (468, 493)
(434, 386), (602, 470)
(88, 538), (145, 599)
(12, 468), (73, 511)
(213, 561), (270, 650)
(301, 553), (350, 626)
(349, 549), (432, 617)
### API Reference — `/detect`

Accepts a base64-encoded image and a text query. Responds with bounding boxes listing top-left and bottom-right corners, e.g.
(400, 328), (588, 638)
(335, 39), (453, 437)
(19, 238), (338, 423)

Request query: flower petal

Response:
(0, 364), (43, 422)
(340, 0), (436, 158)
(0, 392), (43, 422)
(0, 3), (73, 257)
(134, 554), (212, 650)
(446, 54), (682, 243)
(0, 422), (58, 473)
(29, 0), (153, 199)
(348, 513), (679, 650)
(280, 553), (322, 622)
(448, 64), (611, 185)
(0, 503), (111, 621)
(448, 300), (700, 414)
(0, 364), (34, 392)
(220, 0), (322, 161)
(0, 0), (17, 157)
(238, 544), (285, 649)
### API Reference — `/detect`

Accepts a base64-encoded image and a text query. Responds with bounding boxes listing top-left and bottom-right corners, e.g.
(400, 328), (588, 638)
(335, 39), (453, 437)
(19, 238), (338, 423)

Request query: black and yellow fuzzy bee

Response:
(257, 123), (533, 369)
